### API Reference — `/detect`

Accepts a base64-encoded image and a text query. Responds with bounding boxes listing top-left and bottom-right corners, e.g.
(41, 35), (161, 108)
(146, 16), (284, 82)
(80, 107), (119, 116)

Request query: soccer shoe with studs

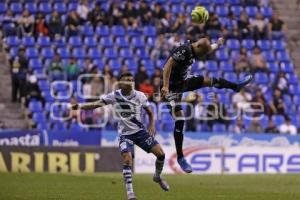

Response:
(177, 157), (193, 173)
(127, 192), (137, 200)
(153, 176), (170, 191)
(235, 74), (253, 92)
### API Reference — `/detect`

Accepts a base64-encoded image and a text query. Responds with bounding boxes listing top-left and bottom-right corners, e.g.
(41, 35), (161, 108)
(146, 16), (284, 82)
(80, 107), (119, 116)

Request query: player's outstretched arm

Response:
(144, 106), (156, 136)
(161, 58), (175, 97)
(71, 100), (105, 110)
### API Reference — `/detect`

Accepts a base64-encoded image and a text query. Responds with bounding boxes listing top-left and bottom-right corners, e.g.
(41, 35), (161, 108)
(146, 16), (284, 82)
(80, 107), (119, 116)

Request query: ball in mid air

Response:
(191, 6), (209, 24)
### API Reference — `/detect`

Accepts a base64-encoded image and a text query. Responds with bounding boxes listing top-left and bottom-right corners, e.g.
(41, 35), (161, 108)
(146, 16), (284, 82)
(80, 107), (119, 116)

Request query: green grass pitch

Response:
(0, 173), (300, 200)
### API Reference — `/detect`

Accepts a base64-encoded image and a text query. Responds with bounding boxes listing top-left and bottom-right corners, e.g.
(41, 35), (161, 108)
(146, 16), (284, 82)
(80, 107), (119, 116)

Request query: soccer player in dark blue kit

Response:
(161, 37), (253, 173)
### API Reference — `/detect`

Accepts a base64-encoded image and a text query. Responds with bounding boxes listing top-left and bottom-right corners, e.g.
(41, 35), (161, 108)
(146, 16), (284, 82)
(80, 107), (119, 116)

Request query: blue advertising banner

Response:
(0, 130), (42, 146)
(101, 131), (300, 147)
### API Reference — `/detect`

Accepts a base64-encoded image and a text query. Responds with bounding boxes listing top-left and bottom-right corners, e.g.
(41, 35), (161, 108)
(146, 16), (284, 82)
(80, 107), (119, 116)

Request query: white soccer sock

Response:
(123, 165), (134, 196)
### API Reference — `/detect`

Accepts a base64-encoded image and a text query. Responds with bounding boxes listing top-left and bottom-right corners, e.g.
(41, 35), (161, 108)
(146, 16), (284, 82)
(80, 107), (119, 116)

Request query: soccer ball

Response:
(191, 6), (209, 24)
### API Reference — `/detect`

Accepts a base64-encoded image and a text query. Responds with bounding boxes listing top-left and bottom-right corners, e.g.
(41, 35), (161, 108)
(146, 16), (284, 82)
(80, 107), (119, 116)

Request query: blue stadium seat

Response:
(142, 59), (154, 69)
(37, 122), (48, 130)
(68, 2), (78, 11)
(216, 6), (229, 17)
(226, 39), (240, 50)
(70, 122), (83, 131)
(255, 73), (269, 84)
(54, 2), (67, 14)
(9, 48), (19, 57)
(57, 48), (70, 59)
(257, 40), (271, 51)
(228, 0), (241, 5)
(0, 3), (7, 14)
(156, 59), (165, 68)
(212, 124), (226, 132)
(198, 0), (210, 6)
(206, 61), (218, 71)
(38, 80), (50, 91)
(26, 48), (39, 58)
(230, 5), (243, 16)
(72, 48), (86, 59)
(283, 95), (292, 105)
(53, 37), (66, 48)
(120, 48), (134, 59)
(10, 2), (22, 14)
(29, 101), (43, 113)
(184, 0), (196, 4)
(104, 48), (118, 59)
(29, 59), (43, 70)
(262, 51), (275, 62)
(272, 40), (285, 51)
(82, 25), (94, 37)
(88, 48), (102, 59)
(171, 4), (185, 14)
(37, 36), (51, 47)
(93, 59), (104, 69)
(220, 61), (234, 72)
(39, 2), (52, 14)
(289, 85), (300, 95)
(272, 115), (285, 126)
(242, 39), (255, 50)
(52, 122), (67, 131)
(100, 37), (113, 48)
(22, 36), (35, 47)
(32, 113), (47, 124)
(68, 36), (82, 47)
(136, 49), (150, 59)
(216, 49), (229, 61)
(111, 25), (125, 37)
(146, 37), (156, 48)
(25, 3), (37, 14)
(41, 48), (54, 59)
(293, 96), (300, 105)
(96, 26), (110, 37)
(132, 37), (145, 48)
(6, 36), (20, 47)
(245, 6), (258, 18)
(109, 59), (121, 69)
(116, 37), (129, 48)
(280, 62), (293, 73)
(124, 59), (138, 69)
(224, 72), (238, 82)
(169, 0), (181, 4)
(267, 62), (279, 73)
(286, 74), (299, 85)
(261, 6), (272, 18)
(84, 37), (97, 47)
(276, 51), (290, 63)
(143, 26), (156, 37)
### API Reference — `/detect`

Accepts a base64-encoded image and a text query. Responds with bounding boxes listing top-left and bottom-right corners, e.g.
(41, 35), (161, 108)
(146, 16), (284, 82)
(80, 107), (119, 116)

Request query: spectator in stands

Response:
(157, 12), (173, 34)
(251, 88), (269, 116)
(207, 94), (229, 130)
(82, 57), (97, 75)
(250, 46), (268, 72)
(152, 76), (161, 104)
(151, 34), (170, 60)
(10, 47), (28, 102)
(273, 72), (289, 95)
(205, 12), (222, 36)
(90, 76), (105, 97)
(230, 117), (246, 134)
(119, 64), (129, 76)
(269, 88), (286, 116)
(65, 57), (80, 81)
(2, 9), (17, 37)
(139, 0), (154, 25)
(88, 2), (107, 28)
(48, 53), (65, 81)
(278, 116), (297, 135)
(108, 3), (123, 26)
(153, 2), (166, 19)
(247, 118), (263, 133)
(66, 11), (81, 37)
(232, 88), (252, 110)
(135, 65), (149, 89)
(122, 0), (138, 29)
(250, 12), (268, 40)
(238, 11), (251, 39)
(25, 69), (43, 106)
(77, 0), (89, 23)
(102, 64), (113, 78)
(139, 79), (154, 98)
(18, 10), (34, 38)
(34, 12), (48, 38)
(48, 11), (64, 39)
(233, 47), (251, 73)
(151, 67), (162, 81)
(268, 11), (288, 37)
(265, 119), (279, 133)
(171, 14), (187, 34)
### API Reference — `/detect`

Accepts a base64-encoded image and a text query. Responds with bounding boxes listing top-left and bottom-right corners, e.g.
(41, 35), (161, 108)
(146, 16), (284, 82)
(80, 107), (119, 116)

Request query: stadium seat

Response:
(10, 2), (22, 14)
(242, 39), (255, 50)
(216, 6), (229, 17)
(25, 3), (37, 14)
(111, 25), (125, 37)
(272, 115), (285, 126)
(22, 36), (35, 47)
(72, 48), (86, 59)
(68, 2), (78, 11)
(257, 40), (271, 51)
(132, 37), (145, 48)
(29, 59), (43, 70)
(116, 37), (129, 48)
(38, 80), (50, 91)
(0, 3), (7, 14)
(93, 59), (105, 69)
(228, 0), (241, 5)
(136, 49), (150, 59)
(171, 4), (185, 14)
(6, 36), (20, 47)
(9, 48), (19, 57)
(224, 72), (238, 82)
(286, 74), (299, 85)
(289, 85), (300, 95)
(143, 26), (156, 37)
(26, 48), (39, 58)
(263, 51), (275, 62)
(82, 25), (94, 37)
(104, 48), (118, 59)
(280, 62), (294, 73)
(54, 2), (67, 14)
(261, 6), (272, 18)
(142, 59), (154, 69)
(206, 61), (218, 71)
(39, 2), (52, 14)
(120, 48), (134, 59)
(88, 48), (102, 59)
(220, 61), (234, 72)
(277, 51), (290, 63)
(267, 62), (280, 73)
(41, 48), (55, 59)
(68, 36), (82, 47)
(230, 5), (243, 16)
(84, 37), (97, 47)
(245, 6), (258, 18)
(109, 59), (121, 69)
(283, 95), (292, 106)
(254, 73), (269, 84)
(124, 59), (138, 69)
(100, 37), (113, 48)
(57, 48), (70, 59)
(146, 37), (156, 48)
(29, 101), (43, 113)
(212, 124), (226, 132)
(272, 40), (286, 51)
(32, 113), (47, 124)
(216, 49), (229, 61)
(96, 26), (110, 37)
(37, 36), (51, 47)
(226, 39), (240, 50)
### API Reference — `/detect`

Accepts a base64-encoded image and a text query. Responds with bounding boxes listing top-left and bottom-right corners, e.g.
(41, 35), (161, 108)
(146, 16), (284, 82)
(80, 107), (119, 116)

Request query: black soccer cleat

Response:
(235, 74), (253, 92)
(153, 176), (170, 191)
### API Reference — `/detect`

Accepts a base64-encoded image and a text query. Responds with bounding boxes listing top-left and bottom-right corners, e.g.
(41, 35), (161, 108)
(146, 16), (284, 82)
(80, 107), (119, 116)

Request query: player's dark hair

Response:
(118, 72), (134, 81)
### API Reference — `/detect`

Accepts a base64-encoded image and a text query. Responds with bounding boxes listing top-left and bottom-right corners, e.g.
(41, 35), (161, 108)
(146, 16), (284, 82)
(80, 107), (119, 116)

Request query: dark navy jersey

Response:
(169, 41), (195, 86)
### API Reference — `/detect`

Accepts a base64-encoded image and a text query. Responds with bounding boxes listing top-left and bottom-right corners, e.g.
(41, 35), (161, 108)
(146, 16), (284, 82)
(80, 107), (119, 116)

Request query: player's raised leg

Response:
(150, 144), (170, 191)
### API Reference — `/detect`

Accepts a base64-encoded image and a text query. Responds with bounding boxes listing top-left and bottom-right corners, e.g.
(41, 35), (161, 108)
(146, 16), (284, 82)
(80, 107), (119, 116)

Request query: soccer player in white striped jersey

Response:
(72, 72), (169, 200)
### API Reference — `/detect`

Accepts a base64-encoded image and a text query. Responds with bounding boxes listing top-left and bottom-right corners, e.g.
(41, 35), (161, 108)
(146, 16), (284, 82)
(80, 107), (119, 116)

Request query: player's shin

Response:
(154, 154), (165, 178)
(122, 165), (135, 197)
(174, 120), (185, 159)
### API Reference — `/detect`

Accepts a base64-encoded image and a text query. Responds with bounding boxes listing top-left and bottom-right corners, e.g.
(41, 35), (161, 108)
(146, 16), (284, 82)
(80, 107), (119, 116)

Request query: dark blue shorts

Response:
(119, 129), (159, 155)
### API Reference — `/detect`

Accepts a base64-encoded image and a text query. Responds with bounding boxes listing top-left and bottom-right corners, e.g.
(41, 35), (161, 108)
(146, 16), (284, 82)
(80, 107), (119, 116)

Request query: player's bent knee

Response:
(122, 153), (133, 166)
